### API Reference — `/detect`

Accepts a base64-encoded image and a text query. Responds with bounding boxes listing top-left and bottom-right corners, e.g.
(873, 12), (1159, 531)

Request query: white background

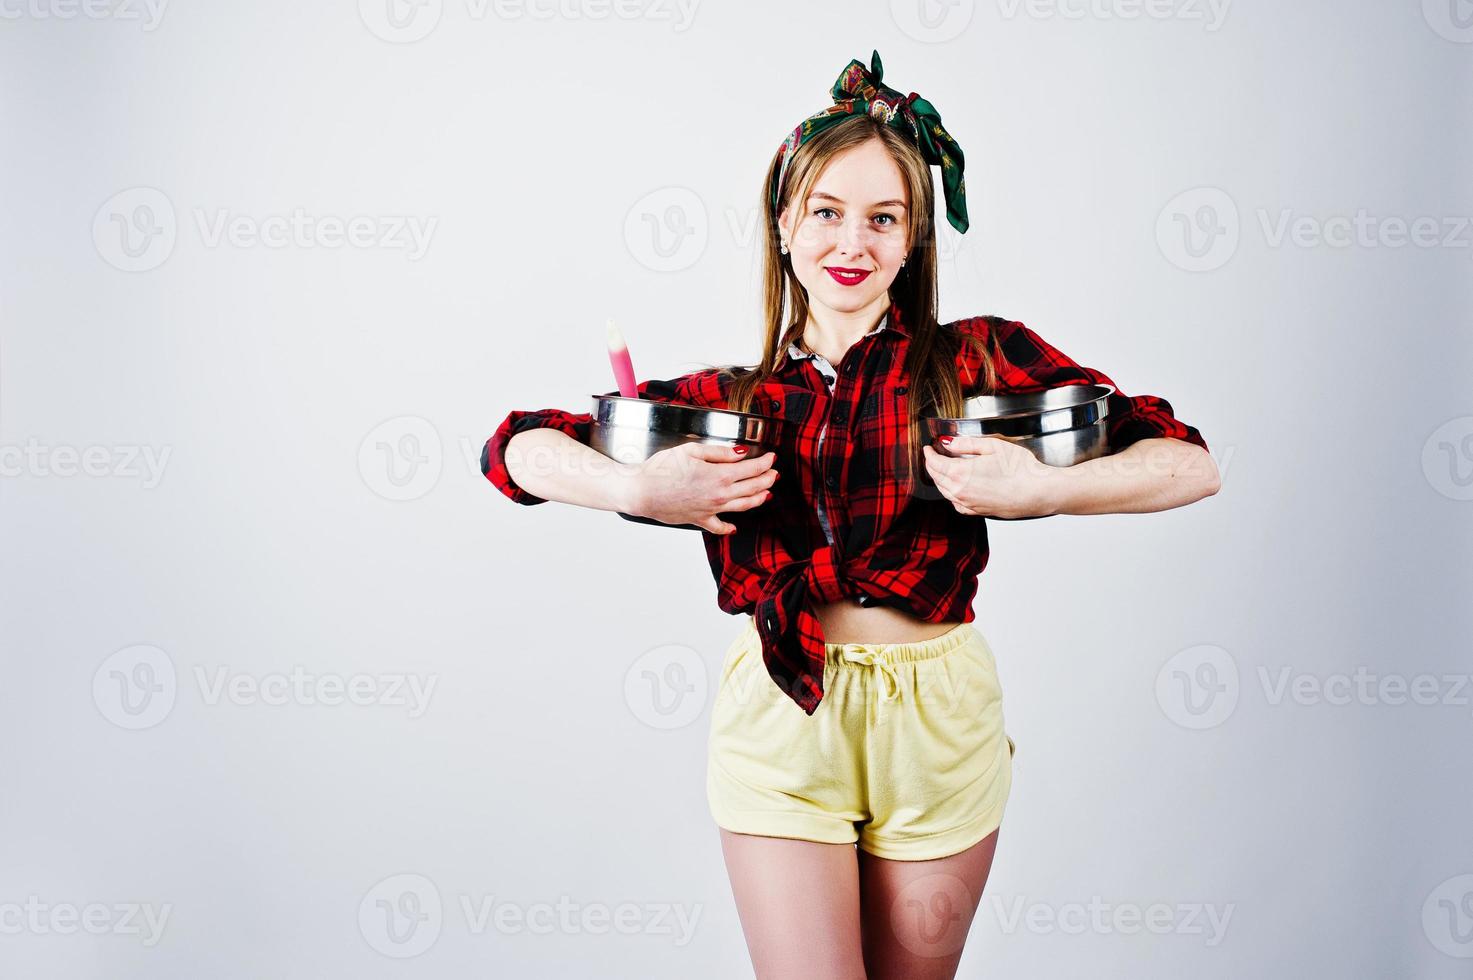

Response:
(2, 0), (1471, 976)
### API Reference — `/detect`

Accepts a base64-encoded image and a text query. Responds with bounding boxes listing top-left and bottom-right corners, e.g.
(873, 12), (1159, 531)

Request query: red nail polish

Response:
(734, 446), (748, 455)
(939, 436), (954, 446)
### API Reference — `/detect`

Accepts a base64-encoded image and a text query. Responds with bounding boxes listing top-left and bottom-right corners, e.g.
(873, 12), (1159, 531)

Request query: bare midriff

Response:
(808, 597), (966, 645)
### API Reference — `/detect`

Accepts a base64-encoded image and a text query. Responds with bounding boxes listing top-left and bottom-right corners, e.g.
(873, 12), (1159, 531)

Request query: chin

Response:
(823, 288), (888, 311)
(804, 277), (889, 308)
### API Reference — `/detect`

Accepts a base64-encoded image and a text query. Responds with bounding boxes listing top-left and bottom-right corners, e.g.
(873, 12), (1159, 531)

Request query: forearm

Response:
(1045, 438), (1220, 516)
(503, 428), (641, 512)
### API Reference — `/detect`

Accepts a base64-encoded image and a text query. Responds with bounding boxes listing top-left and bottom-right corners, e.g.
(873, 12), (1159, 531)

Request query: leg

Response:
(853, 628), (1015, 978)
(857, 826), (1002, 980)
(718, 829), (867, 980)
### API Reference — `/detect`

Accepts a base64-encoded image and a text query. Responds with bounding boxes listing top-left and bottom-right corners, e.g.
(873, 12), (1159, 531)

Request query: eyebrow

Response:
(808, 191), (908, 210)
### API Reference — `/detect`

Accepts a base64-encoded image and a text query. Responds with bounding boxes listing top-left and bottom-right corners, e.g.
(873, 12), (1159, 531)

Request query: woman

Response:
(482, 50), (1218, 980)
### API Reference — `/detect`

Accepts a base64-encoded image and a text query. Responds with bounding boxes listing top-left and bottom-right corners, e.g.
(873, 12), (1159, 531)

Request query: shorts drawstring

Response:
(839, 646), (901, 702)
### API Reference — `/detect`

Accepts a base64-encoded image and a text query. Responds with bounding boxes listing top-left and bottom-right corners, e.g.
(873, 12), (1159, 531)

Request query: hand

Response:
(623, 443), (778, 535)
(921, 435), (1060, 519)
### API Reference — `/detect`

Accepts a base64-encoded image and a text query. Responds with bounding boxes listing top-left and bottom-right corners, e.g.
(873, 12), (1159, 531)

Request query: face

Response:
(778, 139), (911, 319)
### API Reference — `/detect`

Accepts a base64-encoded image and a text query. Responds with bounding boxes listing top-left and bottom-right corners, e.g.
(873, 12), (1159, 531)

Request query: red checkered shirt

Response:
(482, 303), (1209, 715)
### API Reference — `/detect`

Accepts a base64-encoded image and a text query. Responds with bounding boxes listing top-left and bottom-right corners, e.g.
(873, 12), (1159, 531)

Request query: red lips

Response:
(825, 267), (872, 286)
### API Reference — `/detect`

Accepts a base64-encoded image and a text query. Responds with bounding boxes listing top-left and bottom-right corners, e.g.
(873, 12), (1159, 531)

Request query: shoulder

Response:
(941, 314), (1027, 346)
(945, 314), (1069, 370)
(939, 315), (1018, 392)
(673, 364), (758, 409)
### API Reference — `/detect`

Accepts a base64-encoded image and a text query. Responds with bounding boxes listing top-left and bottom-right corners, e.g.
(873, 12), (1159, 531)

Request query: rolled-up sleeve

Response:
(985, 317), (1209, 455)
(481, 369), (728, 505)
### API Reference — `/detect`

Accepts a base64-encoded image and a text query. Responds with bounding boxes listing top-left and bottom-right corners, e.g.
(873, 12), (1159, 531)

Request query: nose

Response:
(835, 217), (874, 260)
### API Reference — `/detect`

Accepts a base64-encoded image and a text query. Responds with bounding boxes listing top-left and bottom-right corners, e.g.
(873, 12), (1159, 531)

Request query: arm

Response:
(498, 426), (642, 512)
(937, 317), (1219, 517)
(482, 369), (726, 506)
(1043, 436), (1219, 516)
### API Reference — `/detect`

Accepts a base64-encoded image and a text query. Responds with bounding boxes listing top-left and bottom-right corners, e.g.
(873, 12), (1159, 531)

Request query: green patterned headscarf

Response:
(770, 49), (969, 235)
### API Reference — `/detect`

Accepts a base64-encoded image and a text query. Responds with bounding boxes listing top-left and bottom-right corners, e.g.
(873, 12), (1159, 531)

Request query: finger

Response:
(721, 489), (772, 512)
(690, 445), (775, 480)
(717, 449), (777, 480)
(927, 459), (959, 499)
(686, 442), (773, 469)
(922, 455), (952, 494)
(940, 435), (997, 454)
(696, 514), (737, 534)
(922, 444), (955, 475)
(727, 467), (779, 497)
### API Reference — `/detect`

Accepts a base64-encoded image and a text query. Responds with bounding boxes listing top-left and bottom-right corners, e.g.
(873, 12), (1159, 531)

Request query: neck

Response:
(801, 295), (890, 364)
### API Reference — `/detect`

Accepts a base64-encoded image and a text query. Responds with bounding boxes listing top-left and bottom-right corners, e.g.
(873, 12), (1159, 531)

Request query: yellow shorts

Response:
(706, 614), (1016, 861)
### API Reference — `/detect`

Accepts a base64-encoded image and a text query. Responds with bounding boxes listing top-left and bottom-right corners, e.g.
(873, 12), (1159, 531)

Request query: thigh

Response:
(718, 829), (866, 980)
(857, 826), (1002, 980)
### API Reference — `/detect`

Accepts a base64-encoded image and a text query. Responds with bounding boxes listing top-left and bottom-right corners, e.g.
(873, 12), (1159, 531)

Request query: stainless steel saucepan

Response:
(585, 394), (774, 530)
(924, 383), (1115, 520)
(584, 383), (1112, 529)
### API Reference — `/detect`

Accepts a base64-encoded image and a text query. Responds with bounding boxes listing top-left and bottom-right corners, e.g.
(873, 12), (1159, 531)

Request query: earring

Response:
(780, 240), (789, 255)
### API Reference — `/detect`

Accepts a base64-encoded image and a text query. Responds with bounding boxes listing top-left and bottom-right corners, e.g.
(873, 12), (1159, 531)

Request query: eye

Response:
(813, 207), (839, 220)
(873, 214), (898, 227)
